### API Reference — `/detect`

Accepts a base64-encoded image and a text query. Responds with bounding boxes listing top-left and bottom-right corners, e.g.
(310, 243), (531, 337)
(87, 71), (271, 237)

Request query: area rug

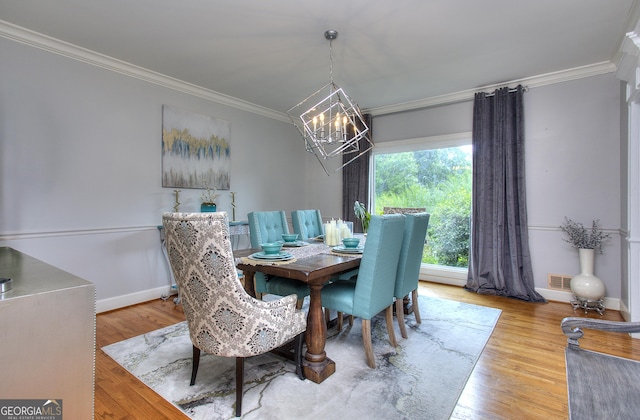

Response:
(102, 296), (501, 420)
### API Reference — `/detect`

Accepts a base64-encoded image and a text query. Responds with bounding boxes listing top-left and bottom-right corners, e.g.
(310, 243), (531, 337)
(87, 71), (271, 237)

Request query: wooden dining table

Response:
(234, 243), (361, 383)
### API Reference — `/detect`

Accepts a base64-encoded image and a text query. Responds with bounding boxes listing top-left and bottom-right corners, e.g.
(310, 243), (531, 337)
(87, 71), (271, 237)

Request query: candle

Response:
(313, 116), (317, 133)
(325, 222), (336, 246)
(342, 116), (347, 140)
(320, 113), (325, 138)
(329, 219), (338, 245)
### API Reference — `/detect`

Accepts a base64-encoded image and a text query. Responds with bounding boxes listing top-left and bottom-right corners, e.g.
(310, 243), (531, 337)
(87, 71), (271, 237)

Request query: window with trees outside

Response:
(371, 133), (472, 285)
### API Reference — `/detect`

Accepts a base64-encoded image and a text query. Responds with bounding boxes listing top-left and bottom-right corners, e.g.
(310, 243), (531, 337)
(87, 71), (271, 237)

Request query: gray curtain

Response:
(465, 86), (545, 302)
(342, 113), (372, 232)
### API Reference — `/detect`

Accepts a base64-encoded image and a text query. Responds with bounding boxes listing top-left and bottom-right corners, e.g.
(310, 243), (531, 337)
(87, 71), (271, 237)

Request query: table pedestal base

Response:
(303, 357), (336, 383)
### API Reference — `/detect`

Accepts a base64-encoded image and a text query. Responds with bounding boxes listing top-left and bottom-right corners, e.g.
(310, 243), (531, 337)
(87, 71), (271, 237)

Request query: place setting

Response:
(244, 242), (295, 264)
(332, 237), (364, 254)
(279, 233), (309, 247)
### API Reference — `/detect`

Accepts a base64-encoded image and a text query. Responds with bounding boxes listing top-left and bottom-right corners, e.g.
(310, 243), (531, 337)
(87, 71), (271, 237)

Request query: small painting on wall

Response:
(162, 105), (231, 189)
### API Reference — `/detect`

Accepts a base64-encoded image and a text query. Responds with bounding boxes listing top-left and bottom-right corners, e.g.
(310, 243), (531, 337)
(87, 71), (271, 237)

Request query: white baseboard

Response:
(97, 286), (177, 313)
(98, 283), (621, 314)
(535, 287), (620, 311)
(620, 300), (631, 322)
(419, 275), (622, 312)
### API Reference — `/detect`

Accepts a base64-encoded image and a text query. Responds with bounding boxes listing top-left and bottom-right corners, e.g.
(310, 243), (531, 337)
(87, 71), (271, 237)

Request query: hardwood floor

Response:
(95, 295), (189, 419)
(95, 282), (640, 419)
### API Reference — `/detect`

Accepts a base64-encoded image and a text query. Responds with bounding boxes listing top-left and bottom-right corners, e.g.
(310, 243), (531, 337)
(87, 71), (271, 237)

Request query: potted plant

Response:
(200, 179), (219, 212)
(353, 201), (370, 234)
(559, 217), (610, 305)
(560, 217), (610, 253)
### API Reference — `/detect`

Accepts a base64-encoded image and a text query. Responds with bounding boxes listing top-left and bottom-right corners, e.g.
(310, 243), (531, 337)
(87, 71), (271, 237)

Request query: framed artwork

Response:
(162, 105), (231, 189)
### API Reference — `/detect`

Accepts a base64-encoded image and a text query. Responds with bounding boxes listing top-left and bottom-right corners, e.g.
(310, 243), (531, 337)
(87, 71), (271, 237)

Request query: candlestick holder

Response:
(173, 190), (181, 212)
(231, 191), (236, 221)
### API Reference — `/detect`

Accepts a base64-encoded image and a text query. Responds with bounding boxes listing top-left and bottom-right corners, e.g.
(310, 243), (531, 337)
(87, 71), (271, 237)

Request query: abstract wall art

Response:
(162, 105), (231, 189)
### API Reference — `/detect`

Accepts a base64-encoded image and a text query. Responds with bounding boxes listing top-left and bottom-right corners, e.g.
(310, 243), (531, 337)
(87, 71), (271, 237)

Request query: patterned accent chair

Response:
(162, 212), (307, 417)
(320, 214), (405, 368)
(247, 211), (310, 304)
(394, 212), (430, 338)
(291, 209), (324, 240)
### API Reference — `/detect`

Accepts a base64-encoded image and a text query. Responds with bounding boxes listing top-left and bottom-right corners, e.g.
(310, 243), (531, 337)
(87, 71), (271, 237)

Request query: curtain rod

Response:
(481, 85), (529, 97)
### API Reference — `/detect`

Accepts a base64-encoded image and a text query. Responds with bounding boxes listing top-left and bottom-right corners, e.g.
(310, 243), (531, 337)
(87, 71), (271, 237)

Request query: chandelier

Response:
(287, 30), (373, 175)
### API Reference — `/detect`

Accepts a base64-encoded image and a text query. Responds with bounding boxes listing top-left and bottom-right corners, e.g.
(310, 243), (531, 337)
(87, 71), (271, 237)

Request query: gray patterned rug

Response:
(102, 295), (501, 420)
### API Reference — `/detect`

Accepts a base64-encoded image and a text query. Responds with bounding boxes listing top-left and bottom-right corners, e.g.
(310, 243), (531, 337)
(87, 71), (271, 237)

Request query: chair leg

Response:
(296, 299), (303, 310)
(396, 298), (408, 339)
(412, 289), (421, 324)
(348, 315), (354, 326)
(235, 357), (244, 417)
(385, 305), (398, 347)
(337, 312), (343, 331)
(253, 278), (263, 300)
(190, 345), (200, 386)
(294, 332), (305, 380)
(361, 319), (376, 368)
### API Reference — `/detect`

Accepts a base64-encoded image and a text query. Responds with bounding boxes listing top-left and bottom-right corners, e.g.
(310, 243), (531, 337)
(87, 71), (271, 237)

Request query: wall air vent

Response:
(548, 273), (572, 291)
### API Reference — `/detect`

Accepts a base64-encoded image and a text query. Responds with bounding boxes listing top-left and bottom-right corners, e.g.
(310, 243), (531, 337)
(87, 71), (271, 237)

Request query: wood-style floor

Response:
(95, 282), (640, 419)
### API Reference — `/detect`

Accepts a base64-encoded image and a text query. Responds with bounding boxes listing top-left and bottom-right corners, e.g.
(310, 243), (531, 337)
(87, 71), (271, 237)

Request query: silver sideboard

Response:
(0, 247), (96, 419)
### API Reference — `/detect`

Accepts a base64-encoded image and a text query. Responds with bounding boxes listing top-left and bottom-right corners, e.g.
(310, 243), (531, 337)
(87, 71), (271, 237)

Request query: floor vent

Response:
(548, 273), (572, 291)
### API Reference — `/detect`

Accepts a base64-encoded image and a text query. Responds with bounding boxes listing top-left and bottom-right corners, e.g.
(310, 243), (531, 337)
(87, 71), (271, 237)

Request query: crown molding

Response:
(0, 20), (291, 123)
(615, 2), (640, 102)
(0, 19), (618, 121)
(365, 61), (616, 116)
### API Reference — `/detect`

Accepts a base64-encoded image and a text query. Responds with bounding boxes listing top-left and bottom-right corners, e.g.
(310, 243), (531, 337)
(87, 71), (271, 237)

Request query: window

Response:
(371, 133), (472, 285)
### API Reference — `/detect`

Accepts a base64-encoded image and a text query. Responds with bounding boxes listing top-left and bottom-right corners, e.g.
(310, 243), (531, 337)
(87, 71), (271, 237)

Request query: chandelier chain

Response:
(328, 39), (334, 84)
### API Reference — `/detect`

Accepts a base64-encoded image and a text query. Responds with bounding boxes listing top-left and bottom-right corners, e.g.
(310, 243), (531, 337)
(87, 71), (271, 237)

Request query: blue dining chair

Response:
(291, 209), (324, 240)
(320, 214), (405, 368)
(394, 212), (430, 338)
(247, 211), (310, 304)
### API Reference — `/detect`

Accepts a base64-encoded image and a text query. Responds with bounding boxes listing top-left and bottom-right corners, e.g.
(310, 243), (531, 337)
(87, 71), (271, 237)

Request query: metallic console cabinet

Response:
(0, 247), (96, 419)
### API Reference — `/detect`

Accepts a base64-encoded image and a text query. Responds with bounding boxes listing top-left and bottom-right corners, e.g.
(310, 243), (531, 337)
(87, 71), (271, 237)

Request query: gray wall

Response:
(374, 74), (623, 299)
(0, 36), (335, 310)
(0, 34), (624, 309)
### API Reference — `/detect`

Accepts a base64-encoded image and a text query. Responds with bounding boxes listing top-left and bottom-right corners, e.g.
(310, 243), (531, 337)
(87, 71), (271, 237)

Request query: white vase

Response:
(570, 248), (606, 300)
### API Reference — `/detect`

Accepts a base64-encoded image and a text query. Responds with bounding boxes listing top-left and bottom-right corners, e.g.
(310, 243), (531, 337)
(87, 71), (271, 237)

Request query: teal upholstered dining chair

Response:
(320, 214), (405, 368)
(162, 212), (306, 417)
(247, 211), (310, 304)
(291, 209), (324, 240)
(394, 212), (430, 338)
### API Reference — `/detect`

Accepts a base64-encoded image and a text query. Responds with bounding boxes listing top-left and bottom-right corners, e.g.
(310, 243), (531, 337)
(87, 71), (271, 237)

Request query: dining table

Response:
(234, 240), (363, 384)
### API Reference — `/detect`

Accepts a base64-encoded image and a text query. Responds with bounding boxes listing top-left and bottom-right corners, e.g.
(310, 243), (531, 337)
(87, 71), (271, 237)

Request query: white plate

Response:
(249, 251), (294, 261)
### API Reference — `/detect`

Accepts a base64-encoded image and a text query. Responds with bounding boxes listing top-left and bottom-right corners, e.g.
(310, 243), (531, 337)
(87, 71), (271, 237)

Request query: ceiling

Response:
(0, 1), (636, 116)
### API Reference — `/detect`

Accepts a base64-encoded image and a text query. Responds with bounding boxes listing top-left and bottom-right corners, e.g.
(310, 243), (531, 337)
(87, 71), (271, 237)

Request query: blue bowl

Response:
(342, 237), (361, 248)
(261, 242), (283, 255)
(281, 233), (299, 243)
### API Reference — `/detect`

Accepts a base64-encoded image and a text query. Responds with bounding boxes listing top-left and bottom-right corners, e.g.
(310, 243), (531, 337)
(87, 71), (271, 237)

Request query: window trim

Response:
(372, 132), (472, 155)
(370, 132), (472, 286)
